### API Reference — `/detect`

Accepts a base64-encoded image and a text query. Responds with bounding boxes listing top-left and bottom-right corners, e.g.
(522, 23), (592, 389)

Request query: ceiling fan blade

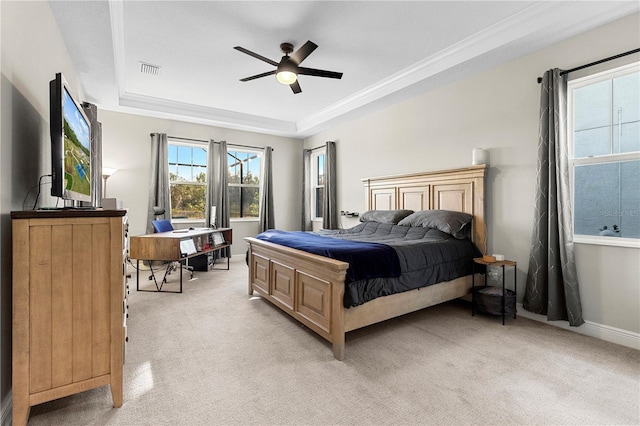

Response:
(298, 67), (343, 79)
(234, 46), (278, 67)
(290, 40), (317, 65)
(240, 70), (276, 82)
(290, 80), (302, 94)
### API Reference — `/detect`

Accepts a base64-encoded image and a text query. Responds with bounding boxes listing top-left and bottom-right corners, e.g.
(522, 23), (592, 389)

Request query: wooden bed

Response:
(245, 165), (486, 360)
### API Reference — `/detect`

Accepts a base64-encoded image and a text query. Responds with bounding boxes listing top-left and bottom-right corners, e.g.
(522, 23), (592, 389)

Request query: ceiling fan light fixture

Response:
(276, 70), (297, 85)
(276, 58), (298, 85)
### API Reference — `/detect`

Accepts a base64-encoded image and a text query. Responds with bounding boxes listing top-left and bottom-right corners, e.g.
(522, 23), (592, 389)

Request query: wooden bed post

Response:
(331, 280), (346, 360)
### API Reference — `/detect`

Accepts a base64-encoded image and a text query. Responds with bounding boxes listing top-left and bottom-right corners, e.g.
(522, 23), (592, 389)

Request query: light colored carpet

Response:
(27, 256), (639, 425)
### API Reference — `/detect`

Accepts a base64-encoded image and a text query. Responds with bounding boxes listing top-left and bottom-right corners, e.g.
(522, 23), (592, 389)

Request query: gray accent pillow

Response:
(397, 210), (473, 239)
(359, 209), (414, 224)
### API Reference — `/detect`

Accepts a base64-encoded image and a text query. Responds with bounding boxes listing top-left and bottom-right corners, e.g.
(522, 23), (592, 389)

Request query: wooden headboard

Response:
(361, 165), (487, 254)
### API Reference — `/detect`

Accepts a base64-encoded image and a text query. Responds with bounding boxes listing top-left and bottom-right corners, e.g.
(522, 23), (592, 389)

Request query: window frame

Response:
(227, 148), (263, 221)
(311, 149), (325, 221)
(167, 140), (208, 223)
(568, 61), (640, 248)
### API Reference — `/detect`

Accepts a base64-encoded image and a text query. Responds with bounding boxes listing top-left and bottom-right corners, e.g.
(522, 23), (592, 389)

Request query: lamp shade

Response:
(102, 167), (118, 177)
(276, 71), (297, 85)
(276, 58), (298, 85)
(472, 148), (487, 165)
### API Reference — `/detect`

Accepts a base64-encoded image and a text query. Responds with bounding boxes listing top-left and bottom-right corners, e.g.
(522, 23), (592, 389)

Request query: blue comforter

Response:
(256, 229), (400, 283)
(257, 222), (481, 307)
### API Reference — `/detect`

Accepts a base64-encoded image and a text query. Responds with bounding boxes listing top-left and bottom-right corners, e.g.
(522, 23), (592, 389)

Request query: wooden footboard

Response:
(246, 237), (478, 360)
(246, 237), (350, 359)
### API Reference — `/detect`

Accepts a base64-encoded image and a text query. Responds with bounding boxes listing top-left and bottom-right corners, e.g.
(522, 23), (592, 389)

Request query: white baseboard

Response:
(1, 391), (11, 426)
(517, 303), (640, 350)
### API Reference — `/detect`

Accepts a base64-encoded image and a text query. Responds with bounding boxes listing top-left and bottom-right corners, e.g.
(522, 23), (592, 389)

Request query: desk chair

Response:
(151, 219), (173, 233)
(150, 219), (194, 282)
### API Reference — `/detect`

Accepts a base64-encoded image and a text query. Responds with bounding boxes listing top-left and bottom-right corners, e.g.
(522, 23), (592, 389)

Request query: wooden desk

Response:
(130, 228), (232, 293)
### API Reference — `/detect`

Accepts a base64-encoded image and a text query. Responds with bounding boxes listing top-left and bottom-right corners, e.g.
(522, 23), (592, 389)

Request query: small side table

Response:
(472, 258), (517, 325)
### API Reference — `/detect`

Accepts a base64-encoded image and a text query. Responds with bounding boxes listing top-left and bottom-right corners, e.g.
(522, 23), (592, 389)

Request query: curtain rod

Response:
(306, 145), (326, 152)
(152, 134), (273, 151)
(536, 48), (640, 83)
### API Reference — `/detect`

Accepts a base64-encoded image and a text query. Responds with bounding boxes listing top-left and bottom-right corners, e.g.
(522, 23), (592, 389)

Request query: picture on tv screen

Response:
(63, 87), (91, 198)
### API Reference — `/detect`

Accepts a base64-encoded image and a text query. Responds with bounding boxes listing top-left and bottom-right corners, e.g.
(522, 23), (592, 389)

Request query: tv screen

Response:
(50, 72), (92, 204)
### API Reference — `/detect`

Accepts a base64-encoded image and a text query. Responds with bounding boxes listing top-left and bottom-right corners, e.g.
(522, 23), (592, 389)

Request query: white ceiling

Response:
(49, 1), (639, 138)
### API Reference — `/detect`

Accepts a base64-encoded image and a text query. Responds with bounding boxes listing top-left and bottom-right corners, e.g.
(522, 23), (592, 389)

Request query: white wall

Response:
(1, 1), (87, 420)
(98, 110), (303, 255)
(304, 13), (640, 336)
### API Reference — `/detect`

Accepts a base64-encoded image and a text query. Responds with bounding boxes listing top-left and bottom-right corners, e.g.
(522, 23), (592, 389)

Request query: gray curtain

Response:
(301, 149), (312, 231)
(523, 69), (584, 327)
(259, 147), (275, 232)
(205, 139), (217, 228)
(146, 133), (171, 234)
(82, 102), (102, 207)
(213, 140), (231, 258)
(322, 141), (339, 230)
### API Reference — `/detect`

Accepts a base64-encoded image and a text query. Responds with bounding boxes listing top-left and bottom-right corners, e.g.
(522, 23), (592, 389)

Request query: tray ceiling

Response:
(49, 1), (639, 137)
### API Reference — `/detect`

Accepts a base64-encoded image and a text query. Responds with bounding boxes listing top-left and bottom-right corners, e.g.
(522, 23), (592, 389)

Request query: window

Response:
(312, 150), (325, 219)
(228, 149), (262, 219)
(168, 142), (207, 220)
(568, 62), (640, 246)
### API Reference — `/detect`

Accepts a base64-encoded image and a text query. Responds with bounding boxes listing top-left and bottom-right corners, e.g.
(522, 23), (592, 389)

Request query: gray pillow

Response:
(359, 209), (414, 224)
(397, 210), (473, 239)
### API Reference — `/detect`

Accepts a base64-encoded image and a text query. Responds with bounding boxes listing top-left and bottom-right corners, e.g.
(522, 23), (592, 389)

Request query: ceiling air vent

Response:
(139, 62), (161, 76)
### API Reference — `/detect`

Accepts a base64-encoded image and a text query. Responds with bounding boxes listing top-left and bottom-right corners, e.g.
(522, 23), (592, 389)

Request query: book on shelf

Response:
(212, 231), (225, 246)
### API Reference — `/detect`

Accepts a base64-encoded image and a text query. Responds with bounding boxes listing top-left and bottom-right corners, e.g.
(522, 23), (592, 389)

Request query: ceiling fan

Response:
(234, 40), (343, 94)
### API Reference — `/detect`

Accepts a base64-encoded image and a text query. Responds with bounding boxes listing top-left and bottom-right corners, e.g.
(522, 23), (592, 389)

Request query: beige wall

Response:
(304, 13), (640, 336)
(98, 109), (303, 254)
(1, 0), (87, 419)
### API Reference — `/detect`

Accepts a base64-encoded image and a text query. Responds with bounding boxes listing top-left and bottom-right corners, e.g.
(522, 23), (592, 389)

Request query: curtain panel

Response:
(301, 149), (312, 231)
(81, 102), (102, 207)
(523, 69), (584, 327)
(147, 133), (171, 234)
(205, 139), (217, 228)
(322, 141), (339, 230)
(213, 140), (231, 258)
(259, 146), (275, 232)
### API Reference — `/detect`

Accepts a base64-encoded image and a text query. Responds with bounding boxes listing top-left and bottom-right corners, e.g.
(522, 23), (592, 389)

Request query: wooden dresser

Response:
(11, 209), (128, 426)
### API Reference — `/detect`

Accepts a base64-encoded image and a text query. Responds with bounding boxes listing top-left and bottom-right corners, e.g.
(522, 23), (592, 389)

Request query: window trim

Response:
(568, 61), (640, 248)
(311, 149), (325, 221)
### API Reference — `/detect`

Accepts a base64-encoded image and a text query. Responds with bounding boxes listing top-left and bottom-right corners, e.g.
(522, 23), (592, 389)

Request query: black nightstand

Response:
(472, 258), (517, 325)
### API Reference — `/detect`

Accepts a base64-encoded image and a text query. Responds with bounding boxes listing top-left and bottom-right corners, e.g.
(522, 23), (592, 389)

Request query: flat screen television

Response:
(49, 72), (92, 204)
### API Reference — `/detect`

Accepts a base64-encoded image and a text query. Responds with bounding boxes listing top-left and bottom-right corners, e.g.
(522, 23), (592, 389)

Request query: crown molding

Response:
(108, 0), (126, 99)
(296, 2), (575, 135)
(113, 92), (299, 137)
(108, 1), (639, 138)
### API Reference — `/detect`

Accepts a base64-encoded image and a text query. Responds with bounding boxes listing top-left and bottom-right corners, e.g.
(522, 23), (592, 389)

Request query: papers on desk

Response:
(180, 239), (197, 256)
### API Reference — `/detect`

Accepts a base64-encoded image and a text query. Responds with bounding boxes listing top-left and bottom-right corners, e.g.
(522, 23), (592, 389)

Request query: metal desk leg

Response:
(472, 262), (476, 316)
(501, 264), (506, 325)
(513, 265), (517, 319)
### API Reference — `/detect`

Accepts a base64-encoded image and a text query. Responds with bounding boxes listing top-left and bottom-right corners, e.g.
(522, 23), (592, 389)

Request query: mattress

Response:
(258, 221), (481, 307)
